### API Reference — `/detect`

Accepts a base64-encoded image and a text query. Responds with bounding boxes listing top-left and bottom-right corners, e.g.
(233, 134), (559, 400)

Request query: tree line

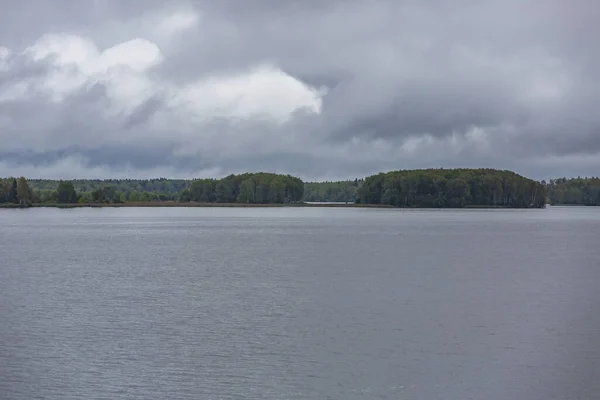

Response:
(546, 177), (600, 206)
(1, 178), (80, 206)
(9, 169), (600, 208)
(28, 178), (188, 204)
(178, 173), (304, 203)
(2, 173), (304, 205)
(303, 179), (363, 202)
(356, 168), (547, 208)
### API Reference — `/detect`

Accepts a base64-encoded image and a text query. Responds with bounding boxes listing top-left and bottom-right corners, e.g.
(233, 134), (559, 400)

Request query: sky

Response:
(0, 0), (599, 181)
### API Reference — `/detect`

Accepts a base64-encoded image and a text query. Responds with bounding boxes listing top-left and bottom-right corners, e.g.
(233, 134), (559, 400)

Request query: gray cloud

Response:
(122, 96), (165, 130)
(1, 0), (600, 181)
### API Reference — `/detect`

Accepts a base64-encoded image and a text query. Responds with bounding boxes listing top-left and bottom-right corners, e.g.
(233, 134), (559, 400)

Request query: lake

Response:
(1, 206), (599, 399)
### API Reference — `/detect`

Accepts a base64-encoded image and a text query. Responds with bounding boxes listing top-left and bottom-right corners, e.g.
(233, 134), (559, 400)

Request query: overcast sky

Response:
(0, 0), (598, 181)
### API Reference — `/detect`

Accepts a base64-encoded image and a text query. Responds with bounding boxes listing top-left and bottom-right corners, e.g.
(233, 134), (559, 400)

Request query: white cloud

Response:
(98, 38), (163, 72)
(19, 34), (162, 108)
(171, 64), (324, 123)
(0, 13), (326, 174)
(5, 29), (323, 122)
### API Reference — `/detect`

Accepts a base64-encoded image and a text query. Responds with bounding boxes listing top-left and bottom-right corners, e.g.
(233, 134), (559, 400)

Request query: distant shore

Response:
(6, 202), (393, 209)
(1, 201), (561, 209)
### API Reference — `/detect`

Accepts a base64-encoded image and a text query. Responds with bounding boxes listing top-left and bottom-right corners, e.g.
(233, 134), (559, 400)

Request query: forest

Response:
(28, 178), (188, 203)
(177, 173), (304, 204)
(356, 168), (547, 208)
(303, 180), (363, 202)
(4, 169), (600, 208)
(1, 173), (304, 205)
(546, 177), (600, 206)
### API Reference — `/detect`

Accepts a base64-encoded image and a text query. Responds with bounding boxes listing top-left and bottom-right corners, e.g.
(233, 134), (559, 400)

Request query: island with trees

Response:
(355, 168), (547, 208)
(7, 168), (600, 209)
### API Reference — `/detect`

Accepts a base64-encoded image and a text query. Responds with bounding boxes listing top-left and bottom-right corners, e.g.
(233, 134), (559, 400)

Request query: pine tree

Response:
(16, 177), (31, 206)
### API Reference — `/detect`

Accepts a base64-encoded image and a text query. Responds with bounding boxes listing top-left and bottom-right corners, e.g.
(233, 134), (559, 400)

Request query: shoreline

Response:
(22, 202), (394, 209)
(0, 201), (554, 209)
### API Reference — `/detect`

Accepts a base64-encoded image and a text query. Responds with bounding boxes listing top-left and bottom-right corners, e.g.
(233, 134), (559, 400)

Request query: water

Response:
(1, 206), (599, 399)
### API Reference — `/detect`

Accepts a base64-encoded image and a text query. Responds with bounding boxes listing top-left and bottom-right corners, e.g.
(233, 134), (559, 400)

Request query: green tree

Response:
(189, 179), (216, 202)
(215, 180), (234, 203)
(129, 190), (142, 202)
(7, 178), (18, 203)
(78, 191), (92, 203)
(177, 189), (190, 202)
(237, 179), (256, 203)
(16, 177), (31, 206)
(269, 177), (286, 203)
(0, 179), (13, 203)
(56, 181), (78, 203)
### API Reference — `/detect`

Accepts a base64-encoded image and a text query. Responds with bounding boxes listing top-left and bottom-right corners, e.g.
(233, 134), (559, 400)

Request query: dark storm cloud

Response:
(122, 96), (165, 130)
(1, 81), (114, 148)
(0, 143), (216, 172)
(322, 78), (528, 142)
(1, 0), (600, 180)
(0, 149), (74, 167)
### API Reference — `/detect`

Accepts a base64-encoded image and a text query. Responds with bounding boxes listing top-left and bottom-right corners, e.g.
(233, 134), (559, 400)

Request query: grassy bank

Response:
(0, 203), (24, 208)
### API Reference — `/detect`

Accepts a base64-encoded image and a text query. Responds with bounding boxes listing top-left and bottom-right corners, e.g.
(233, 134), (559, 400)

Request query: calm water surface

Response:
(1, 206), (599, 399)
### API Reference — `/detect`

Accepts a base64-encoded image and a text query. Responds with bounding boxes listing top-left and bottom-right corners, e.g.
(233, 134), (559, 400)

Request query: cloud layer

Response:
(1, 0), (599, 180)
